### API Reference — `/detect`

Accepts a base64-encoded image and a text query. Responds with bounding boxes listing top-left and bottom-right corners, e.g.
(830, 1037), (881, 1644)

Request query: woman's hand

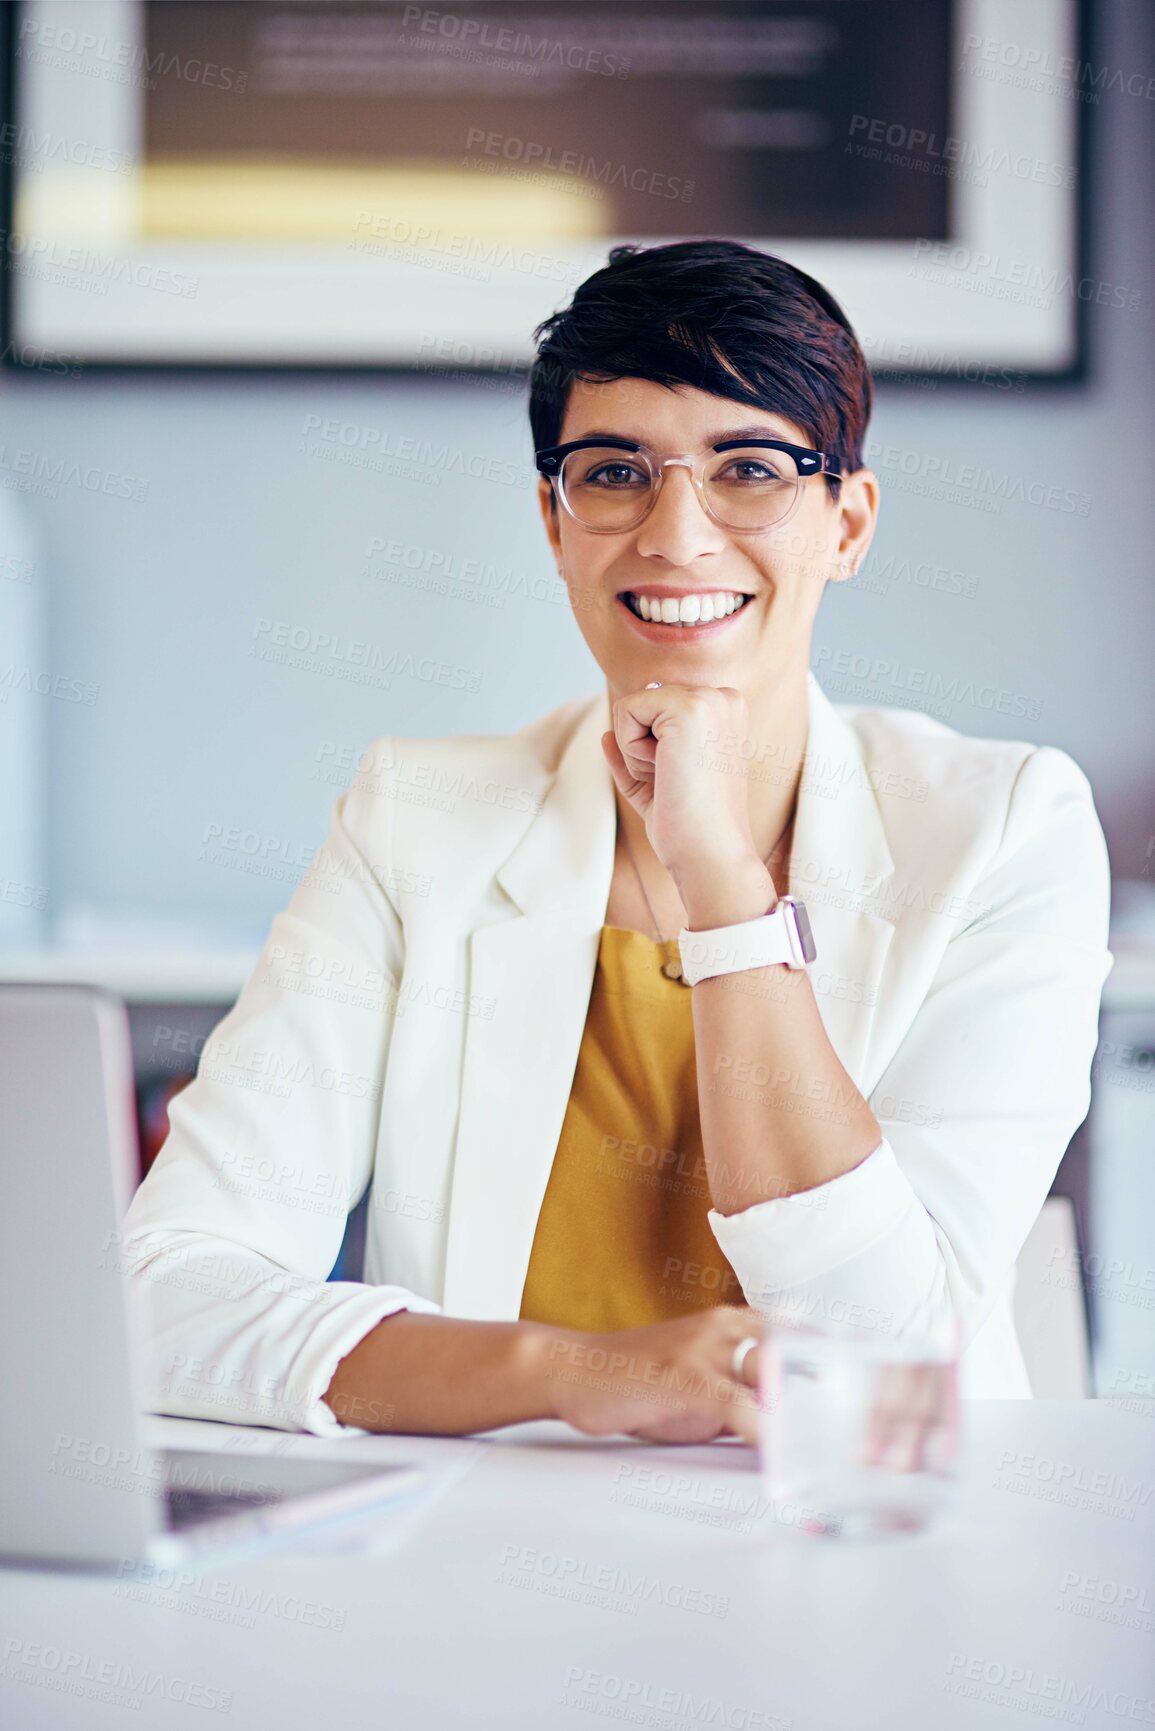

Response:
(541, 1306), (766, 1446)
(601, 682), (771, 920)
(858, 1360), (959, 1474)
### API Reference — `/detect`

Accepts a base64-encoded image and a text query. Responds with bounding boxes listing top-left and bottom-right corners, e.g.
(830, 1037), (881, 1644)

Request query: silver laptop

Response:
(0, 982), (423, 1572)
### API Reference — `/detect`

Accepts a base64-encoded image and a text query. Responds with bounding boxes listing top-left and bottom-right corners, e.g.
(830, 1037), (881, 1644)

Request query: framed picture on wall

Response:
(1, 0), (1089, 378)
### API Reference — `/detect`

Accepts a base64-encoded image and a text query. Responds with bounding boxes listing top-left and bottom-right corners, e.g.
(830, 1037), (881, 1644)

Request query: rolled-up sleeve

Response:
(119, 742), (442, 1437)
(707, 744), (1114, 1350)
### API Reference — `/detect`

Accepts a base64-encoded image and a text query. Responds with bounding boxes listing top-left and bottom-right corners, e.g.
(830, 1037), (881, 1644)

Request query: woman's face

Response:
(538, 376), (878, 707)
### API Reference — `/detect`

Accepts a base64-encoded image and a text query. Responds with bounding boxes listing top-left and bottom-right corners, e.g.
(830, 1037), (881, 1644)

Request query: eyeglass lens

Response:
(558, 445), (805, 531)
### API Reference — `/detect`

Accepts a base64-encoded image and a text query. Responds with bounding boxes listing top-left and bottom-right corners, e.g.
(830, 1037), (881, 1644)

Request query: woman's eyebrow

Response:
(567, 424), (793, 448)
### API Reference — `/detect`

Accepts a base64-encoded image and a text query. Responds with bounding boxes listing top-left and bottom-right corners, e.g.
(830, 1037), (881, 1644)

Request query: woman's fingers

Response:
(553, 1308), (767, 1447)
(860, 1362), (950, 1472)
(716, 1382), (762, 1447)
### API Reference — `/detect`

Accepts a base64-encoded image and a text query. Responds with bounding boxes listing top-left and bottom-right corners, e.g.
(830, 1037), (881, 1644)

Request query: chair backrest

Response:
(1011, 1196), (1091, 1398)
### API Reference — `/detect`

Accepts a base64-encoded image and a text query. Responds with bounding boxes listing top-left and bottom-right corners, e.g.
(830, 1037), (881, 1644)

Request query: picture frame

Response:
(0, 0), (1090, 380)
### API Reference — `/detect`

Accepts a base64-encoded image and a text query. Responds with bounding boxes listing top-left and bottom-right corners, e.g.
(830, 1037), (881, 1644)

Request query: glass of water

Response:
(756, 1301), (963, 1539)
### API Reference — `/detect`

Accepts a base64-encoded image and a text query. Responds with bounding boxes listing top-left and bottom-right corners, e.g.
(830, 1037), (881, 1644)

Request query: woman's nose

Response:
(633, 463), (728, 563)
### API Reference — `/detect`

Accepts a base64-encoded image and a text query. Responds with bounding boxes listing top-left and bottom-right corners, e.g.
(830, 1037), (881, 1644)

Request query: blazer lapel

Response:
(787, 669), (897, 1089)
(440, 690), (617, 1318)
(440, 671), (897, 1320)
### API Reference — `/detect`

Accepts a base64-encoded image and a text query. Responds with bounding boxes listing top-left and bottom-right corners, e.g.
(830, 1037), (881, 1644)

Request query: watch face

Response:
(792, 899), (816, 963)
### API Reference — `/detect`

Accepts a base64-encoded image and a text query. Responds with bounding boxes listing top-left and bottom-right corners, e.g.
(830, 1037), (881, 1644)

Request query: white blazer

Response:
(121, 670), (1113, 1434)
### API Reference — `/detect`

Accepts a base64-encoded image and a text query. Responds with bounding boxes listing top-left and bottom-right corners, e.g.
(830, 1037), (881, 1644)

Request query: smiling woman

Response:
(120, 239), (1112, 1451)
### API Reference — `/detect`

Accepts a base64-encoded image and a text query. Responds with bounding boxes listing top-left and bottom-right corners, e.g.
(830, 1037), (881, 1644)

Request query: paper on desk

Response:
(142, 1415), (486, 1562)
(250, 1445), (484, 1561)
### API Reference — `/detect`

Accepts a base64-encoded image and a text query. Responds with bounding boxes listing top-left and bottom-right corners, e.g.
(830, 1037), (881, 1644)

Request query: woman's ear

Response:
(538, 477), (562, 568)
(833, 466), (880, 579)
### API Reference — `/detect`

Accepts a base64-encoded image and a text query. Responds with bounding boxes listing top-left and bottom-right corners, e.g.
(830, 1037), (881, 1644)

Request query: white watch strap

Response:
(677, 899), (812, 985)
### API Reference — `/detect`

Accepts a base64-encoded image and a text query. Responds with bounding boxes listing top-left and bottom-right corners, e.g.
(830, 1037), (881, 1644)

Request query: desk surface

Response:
(2, 1403), (1153, 1731)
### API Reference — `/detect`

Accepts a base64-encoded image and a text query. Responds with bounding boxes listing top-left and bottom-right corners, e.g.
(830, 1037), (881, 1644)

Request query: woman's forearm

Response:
(680, 858), (882, 1214)
(320, 1310), (571, 1435)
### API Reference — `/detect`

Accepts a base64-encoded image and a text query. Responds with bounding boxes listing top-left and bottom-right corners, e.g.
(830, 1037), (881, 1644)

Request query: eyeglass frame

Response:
(534, 436), (841, 534)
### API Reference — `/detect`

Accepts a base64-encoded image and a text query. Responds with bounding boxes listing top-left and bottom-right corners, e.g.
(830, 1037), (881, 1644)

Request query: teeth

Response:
(628, 592), (748, 626)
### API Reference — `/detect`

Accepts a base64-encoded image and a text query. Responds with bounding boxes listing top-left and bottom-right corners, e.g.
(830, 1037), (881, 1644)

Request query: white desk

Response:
(2, 1403), (1153, 1730)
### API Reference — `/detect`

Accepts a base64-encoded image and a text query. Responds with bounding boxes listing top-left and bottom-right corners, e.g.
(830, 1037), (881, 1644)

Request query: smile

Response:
(618, 590), (754, 632)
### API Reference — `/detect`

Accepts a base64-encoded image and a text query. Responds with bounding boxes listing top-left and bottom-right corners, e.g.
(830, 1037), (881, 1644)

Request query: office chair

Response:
(1011, 1196), (1092, 1398)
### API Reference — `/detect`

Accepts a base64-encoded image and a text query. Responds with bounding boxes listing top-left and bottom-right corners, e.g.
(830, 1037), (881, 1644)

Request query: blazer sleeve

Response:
(706, 744), (1114, 1354)
(118, 743), (442, 1437)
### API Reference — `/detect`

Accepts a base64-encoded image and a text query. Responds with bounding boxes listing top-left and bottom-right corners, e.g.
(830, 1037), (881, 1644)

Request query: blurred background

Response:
(0, 0), (1151, 1398)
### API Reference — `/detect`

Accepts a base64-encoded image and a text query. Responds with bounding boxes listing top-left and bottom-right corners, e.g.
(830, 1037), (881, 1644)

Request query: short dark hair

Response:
(529, 239), (873, 509)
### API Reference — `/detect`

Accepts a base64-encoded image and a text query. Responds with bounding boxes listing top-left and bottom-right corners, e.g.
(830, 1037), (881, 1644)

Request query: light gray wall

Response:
(1, 0), (1151, 948)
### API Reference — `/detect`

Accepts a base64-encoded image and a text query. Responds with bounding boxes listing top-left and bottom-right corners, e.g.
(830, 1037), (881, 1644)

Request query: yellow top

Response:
(518, 924), (742, 1332)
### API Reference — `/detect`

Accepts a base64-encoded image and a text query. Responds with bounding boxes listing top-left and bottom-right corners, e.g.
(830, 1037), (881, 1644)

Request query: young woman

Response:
(122, 240), (1112, 1448)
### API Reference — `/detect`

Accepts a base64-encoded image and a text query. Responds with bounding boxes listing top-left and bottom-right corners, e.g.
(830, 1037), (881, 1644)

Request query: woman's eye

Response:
(589, 463), (645, 487)
(726, 459), (782, 482)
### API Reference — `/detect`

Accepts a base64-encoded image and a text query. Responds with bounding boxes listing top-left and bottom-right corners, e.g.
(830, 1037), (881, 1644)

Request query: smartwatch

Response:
(677, 896), (817, 985)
